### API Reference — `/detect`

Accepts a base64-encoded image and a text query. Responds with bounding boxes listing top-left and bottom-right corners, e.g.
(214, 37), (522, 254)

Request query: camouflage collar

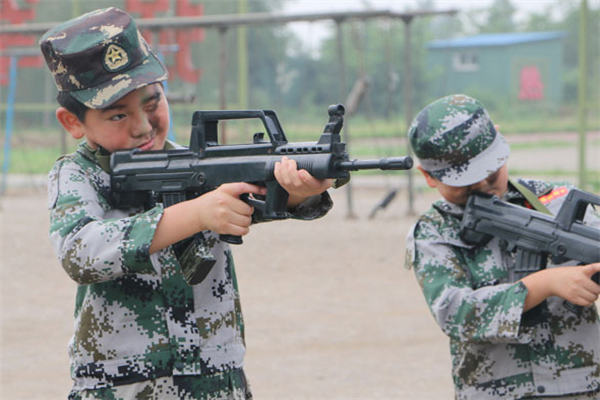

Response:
(77, 142), (111, 173)
(77, 140), (179, 174)
(432, 198), (464, 218)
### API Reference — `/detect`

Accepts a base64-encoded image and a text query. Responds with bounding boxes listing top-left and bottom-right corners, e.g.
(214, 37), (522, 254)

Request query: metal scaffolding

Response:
(0, 8), (458, 214)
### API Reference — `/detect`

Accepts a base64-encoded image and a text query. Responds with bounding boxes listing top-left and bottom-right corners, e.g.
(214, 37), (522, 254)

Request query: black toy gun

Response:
(111, 104), (412, 240)
(110, 104), (412, 284)
(459, 189), (600, 284)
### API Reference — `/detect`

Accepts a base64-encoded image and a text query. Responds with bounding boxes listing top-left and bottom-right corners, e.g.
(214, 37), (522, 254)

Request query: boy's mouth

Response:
(137, 137), (156, 151)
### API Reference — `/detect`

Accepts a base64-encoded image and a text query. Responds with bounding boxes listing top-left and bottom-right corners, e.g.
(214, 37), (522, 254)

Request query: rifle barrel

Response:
(337, 156), (413, 171)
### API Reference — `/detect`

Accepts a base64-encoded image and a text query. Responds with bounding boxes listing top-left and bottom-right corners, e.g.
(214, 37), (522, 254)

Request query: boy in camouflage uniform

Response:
(405, 94), (600, 400)
(40, 7), (334, 400)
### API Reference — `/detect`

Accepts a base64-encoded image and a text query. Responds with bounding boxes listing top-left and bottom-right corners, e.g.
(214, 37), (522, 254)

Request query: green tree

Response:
(172, 0), (291, 112)
(485, 0), (516, 32)
(465, 0), (516, 34)
(523, 0), (599, 105)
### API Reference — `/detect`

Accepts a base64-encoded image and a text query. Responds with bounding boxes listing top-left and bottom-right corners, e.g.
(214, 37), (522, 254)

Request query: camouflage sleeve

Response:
(252, 191), (333, 223)
(48, 158), (163, 285)
(288, 191), (333, 220)
(406, 219), (531, 345)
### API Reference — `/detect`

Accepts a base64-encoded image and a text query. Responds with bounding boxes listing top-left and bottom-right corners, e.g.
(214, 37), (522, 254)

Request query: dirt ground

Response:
(1, 180), (454, 400)
(1, 132), (598, 400)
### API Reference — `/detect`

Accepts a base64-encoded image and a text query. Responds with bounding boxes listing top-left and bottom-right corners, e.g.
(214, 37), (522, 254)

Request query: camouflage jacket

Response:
(48, 142), (333, 390)
(405, 178), (600, 400)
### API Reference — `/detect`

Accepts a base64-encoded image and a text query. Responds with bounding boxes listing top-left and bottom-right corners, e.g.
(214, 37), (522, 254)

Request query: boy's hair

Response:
(408, 94), (510, 187)
(39, 7), (167, 110)
(57, 91), (90, 122)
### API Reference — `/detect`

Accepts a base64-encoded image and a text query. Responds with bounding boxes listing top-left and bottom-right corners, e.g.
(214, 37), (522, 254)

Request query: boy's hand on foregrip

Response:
(274, 156), (334, 207)
(193, 182), (267, 236)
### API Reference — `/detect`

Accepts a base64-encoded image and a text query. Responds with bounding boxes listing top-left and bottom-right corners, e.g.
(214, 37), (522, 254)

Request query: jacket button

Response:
(537, 385), (546, 393)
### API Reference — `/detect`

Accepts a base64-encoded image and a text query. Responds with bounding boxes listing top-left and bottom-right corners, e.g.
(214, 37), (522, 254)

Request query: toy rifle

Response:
(459, 189), (600, 315)
(110, 104), (413, 284)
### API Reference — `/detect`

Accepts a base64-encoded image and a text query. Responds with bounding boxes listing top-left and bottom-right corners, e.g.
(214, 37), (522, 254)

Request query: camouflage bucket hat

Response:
(40, 7), (167, 109)
(408, 94), (510, 187)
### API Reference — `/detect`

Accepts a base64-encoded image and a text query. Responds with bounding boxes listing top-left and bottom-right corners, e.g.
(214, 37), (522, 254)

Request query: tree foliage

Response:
(275, 0), (598, 116)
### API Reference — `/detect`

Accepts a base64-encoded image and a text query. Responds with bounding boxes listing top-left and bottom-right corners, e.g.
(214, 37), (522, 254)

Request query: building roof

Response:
(427, 31), (566, 49)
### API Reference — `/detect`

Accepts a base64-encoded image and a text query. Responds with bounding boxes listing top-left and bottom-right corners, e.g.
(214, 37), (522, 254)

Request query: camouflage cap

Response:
(39, 7), (168, 109)
(408, 94), (510, 187)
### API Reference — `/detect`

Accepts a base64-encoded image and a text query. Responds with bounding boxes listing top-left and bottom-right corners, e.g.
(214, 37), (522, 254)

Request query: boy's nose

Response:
(469, 173), (498, 193)
(469, 179), (489, 192)
(133, 112), (153, 137)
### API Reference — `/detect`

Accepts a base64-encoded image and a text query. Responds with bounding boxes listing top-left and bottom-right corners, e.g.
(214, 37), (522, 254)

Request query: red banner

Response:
(0, 0), (204, 86)
(126, 0), (204, 83)
(519, 65), (544, 101)
(0, 0), (42, 85)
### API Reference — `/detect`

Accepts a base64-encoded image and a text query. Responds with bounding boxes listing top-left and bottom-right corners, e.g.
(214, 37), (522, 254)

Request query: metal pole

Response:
(152, 32), (176, 143)
(1, 57), (18, 195)
(578, 0), (588, 190)
(237, 0), (249, 140)
(402, 16), (415, 215)
(238, 0), (248, 109)
(43, 65), (53, 129)
(218, 26), (228, 143)
(72, 0), (80, 18)
(0, 10), (460, 35)
(336, 19), (356, 219)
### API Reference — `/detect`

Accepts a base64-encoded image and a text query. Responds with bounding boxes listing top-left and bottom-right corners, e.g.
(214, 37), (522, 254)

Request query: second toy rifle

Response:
(459, 189), (600, 285)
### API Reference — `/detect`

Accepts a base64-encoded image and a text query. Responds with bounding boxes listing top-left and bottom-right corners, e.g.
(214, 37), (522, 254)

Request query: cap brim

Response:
(429, 133), (510, 187)
(69, 51), (168, 109)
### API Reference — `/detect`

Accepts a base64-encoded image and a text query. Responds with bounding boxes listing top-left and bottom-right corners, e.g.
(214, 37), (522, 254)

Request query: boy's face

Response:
(58, 83), (170, 153)
(419, 164), (509, 206)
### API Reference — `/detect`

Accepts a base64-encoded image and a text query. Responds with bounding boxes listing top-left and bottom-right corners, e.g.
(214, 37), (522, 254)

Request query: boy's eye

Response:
(109, 113), (126, 121)
(145, 100), (159, 113)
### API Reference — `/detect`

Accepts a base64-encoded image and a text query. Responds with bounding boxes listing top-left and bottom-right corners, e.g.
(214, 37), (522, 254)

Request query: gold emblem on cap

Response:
(104, 44), (129, 71)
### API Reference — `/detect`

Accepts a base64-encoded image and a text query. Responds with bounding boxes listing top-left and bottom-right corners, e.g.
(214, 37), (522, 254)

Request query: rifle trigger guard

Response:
(240, 193), (266, 213)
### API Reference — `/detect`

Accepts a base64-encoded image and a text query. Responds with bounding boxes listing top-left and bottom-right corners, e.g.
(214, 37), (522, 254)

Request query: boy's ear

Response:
(56, 107), (85, 140)
(417, 165), (438, 189)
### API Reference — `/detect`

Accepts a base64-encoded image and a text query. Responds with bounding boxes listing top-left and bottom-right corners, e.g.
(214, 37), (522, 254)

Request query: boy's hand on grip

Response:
(194, 183), (266, 236)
